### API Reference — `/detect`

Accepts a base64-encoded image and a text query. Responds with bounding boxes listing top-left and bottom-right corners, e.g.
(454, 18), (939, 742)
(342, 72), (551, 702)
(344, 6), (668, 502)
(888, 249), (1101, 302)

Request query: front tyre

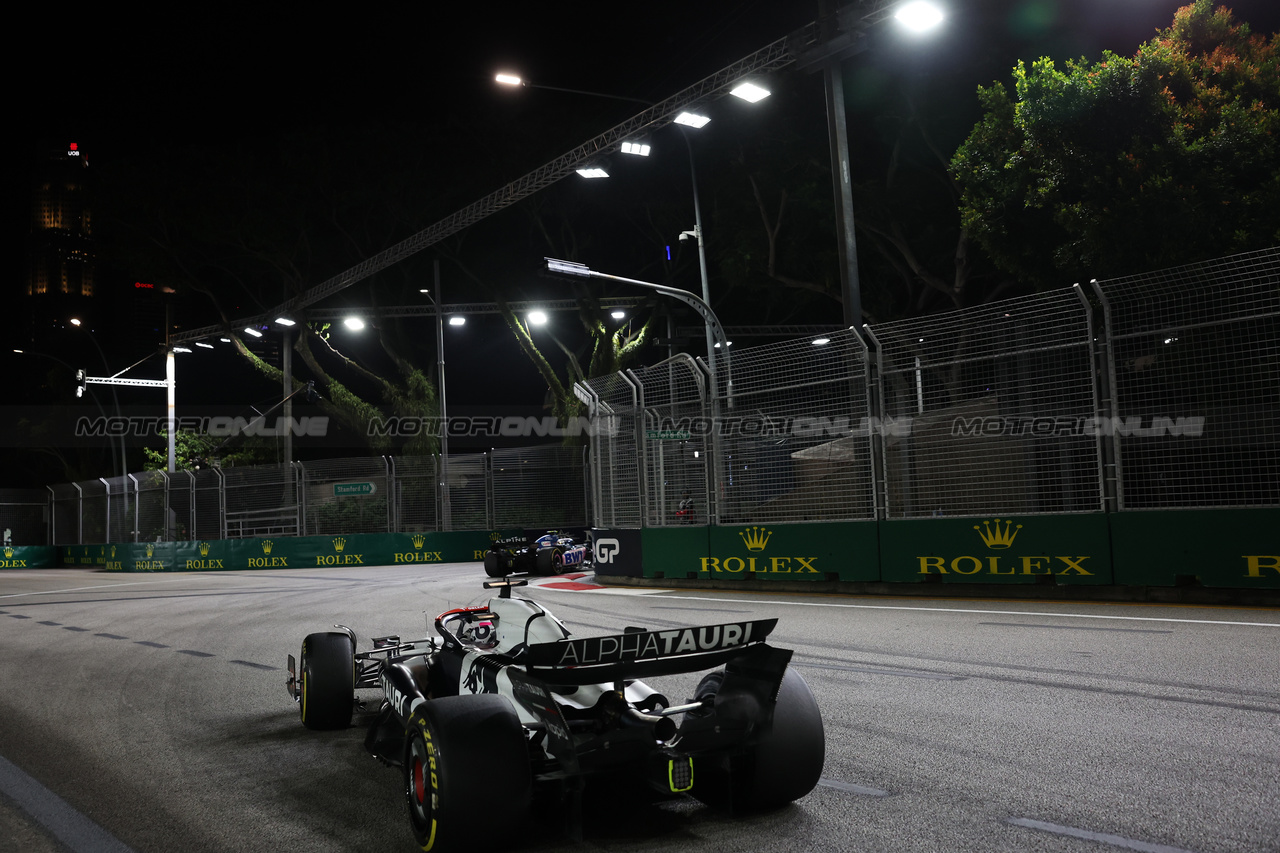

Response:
(299, 632), (355, 730)
(405, 694), (531, 852)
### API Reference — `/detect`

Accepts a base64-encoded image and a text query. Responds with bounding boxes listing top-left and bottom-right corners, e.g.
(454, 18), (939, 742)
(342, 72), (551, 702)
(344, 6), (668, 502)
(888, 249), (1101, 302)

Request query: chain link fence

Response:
(491, 445), (588, 529)
(578, 372), (643, 528)
(22, 249), (1280, 547)
(868, 288), (1103, 518)
(39, 446), (589, 546)
(629, 355), (711, 527)
(1093, 247), (1280, 509)
(714, 329), (876, 524)
(0, 489), (48, 547)
(577, 248), (1277, 526)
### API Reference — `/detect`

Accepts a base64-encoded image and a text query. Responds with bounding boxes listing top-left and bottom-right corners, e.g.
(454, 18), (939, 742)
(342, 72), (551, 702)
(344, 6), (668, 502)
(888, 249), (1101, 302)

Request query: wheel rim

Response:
(409, 727), (440, 840)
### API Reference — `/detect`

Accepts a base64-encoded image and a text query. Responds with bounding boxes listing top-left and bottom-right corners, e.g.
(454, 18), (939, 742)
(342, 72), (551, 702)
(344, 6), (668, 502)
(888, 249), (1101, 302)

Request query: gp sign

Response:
(334, 482), (377, 497)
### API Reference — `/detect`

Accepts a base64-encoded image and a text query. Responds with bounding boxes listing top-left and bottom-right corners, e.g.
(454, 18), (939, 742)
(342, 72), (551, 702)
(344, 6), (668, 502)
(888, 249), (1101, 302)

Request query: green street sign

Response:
(646, 430), (691, 440)
(334, 482), (377, 497)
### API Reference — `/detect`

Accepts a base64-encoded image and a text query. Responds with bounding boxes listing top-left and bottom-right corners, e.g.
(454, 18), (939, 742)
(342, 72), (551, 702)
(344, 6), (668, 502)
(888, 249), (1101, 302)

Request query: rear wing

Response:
(525, 618), (777, 685)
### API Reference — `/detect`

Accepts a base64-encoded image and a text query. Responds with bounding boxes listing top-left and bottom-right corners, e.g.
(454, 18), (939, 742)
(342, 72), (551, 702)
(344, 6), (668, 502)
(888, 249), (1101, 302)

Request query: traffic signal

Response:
(75, 369), (87, 398)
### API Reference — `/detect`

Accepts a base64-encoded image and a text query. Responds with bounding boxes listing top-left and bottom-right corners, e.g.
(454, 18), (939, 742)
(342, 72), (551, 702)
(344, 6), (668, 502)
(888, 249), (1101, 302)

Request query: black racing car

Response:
(286, 579), (825, 851)
(483, 530), (590, 577)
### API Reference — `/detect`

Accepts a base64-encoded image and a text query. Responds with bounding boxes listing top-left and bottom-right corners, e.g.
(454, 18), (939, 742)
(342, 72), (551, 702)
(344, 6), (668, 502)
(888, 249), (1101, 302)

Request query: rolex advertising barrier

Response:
(58, 531), (496, 573)
(0, 545), (56, 569)
(596, 508), (1280, 591)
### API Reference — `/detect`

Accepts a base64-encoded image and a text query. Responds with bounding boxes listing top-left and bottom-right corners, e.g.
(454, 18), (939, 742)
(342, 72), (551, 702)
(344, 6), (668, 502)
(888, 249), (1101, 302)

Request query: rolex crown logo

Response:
(110, 546), (116, 558)
(2, 547), (13, 558)
(739, 526), (772, 552)
(199, 542), (210, 556)
(333, 537), (346, 552)
(975, 518), (1022, 549)
(262, 540), (274, 555)
(145, 543), (155, 558)
(411, 533), (426, 549)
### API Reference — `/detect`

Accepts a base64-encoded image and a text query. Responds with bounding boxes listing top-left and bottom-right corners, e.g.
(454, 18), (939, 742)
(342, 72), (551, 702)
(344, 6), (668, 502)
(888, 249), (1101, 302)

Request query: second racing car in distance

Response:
(484, 530), (590, 577)
(286, 579), (825, 851)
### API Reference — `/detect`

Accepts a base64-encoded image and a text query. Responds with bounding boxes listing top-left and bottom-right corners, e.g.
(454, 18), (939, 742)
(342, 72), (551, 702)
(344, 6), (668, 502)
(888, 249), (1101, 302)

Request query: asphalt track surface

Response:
(1, 564), (1277, 853)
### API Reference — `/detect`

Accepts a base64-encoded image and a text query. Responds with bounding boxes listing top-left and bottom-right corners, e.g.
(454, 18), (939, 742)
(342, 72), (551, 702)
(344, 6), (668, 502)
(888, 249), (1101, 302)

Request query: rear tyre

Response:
(484, 550), (508, 578)
(405, 694), (531, 852)
(692, 667), (824, 811)
(299, 632), (355, 730)
(535, 546), (564, 576)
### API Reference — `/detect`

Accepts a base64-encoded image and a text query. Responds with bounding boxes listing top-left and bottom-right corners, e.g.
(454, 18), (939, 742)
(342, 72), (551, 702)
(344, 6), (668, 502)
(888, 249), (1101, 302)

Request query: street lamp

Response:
(811, 0), (945, 329)
(67, 317), (128, 480)
(544, 257), (732, 522)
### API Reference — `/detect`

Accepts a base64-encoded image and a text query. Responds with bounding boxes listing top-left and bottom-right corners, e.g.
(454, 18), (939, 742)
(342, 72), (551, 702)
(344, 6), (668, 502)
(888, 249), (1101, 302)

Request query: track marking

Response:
(230, 660), (277, 671)
(818, 778), (891, 797)
(800, 661), (964, 681)
(1008, 818), (1200, 852)
(0, 576), (199, 599)
(646, 594), (1280, 628)
(979, 621), (1172, 633)
(0, 754), (135, 853)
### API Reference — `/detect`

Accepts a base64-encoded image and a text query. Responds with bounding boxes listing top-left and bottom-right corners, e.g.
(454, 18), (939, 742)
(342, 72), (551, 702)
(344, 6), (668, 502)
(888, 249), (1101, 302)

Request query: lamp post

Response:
(414, 260), (454, 531)
(544, 257), (731, 522)
(812, 0), (945, 328)
(68, 318), (129, 480)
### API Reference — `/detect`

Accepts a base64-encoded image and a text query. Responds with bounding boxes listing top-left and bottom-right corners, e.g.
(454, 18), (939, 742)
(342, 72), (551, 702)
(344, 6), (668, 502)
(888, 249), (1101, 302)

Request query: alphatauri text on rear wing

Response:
(524, 618), (778, 685)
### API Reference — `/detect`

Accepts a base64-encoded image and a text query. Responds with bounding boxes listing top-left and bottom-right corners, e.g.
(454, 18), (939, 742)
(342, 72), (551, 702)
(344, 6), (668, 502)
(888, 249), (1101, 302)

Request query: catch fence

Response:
(580, 247), (1280, 524)
(41, 445), (587, 546)
(22, 248), (1280, 546)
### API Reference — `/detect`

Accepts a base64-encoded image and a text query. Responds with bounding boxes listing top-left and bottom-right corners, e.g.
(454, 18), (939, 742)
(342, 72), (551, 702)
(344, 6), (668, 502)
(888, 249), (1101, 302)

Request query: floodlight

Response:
(895, 1), (944, 32)
(674, 111), (711, 128)
(730, 82), (770, 103)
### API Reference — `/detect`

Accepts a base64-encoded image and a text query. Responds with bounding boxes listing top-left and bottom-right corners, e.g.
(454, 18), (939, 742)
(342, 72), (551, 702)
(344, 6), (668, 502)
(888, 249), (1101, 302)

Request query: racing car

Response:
(286, 579), (824, 851)
(483, 530), (590, 577)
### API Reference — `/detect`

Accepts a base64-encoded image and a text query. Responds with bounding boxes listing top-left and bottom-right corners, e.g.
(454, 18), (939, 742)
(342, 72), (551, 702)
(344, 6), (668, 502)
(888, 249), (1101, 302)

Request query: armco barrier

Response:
(1110, 508), (1280, 589)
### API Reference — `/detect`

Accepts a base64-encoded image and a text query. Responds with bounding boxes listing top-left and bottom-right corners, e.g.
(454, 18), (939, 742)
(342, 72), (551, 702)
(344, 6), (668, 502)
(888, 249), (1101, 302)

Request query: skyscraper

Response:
(28, 141), (93, 299)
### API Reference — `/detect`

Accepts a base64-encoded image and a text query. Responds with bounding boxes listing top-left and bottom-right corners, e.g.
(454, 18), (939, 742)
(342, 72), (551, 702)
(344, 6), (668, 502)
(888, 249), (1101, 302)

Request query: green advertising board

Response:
(879, 514), (1113, 584)
(0, 545), (55, 569)
(1110, 508), (1280, 589)
(646, 521), (878, 582)
(87, 531), (498, 573)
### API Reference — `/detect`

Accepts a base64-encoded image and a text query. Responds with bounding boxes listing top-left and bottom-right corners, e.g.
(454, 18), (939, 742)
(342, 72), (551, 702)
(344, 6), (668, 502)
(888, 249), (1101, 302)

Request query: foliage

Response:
(141, 429), (269, 471)
(952, 1), (1280, 288)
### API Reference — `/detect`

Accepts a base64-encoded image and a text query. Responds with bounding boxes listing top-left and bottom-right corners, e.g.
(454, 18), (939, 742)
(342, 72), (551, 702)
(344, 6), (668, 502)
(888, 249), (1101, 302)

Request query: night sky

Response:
(7, 0), (1280, 448)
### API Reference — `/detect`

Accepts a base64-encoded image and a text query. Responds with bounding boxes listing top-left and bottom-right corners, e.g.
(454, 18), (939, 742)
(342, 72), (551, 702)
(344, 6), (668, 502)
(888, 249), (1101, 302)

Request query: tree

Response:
(952, 1), (1280, 289)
